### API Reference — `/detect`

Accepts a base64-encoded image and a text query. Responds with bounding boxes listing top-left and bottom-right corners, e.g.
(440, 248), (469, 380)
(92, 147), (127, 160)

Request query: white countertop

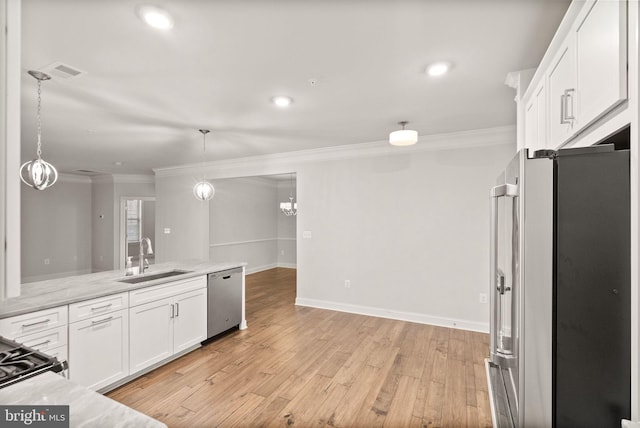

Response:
(0, 371), (166, 428)
(0, 260), (245, 319)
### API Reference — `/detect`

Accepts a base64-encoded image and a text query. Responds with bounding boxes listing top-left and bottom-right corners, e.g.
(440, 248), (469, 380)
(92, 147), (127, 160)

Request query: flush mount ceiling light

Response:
(426, 62), (451, 77)
(271, 96), (293, 108)
(20, 70), (58, 190)
(389, 121), (418, 146)
(279, 173), (297, 216)
(136, 5), (174, 30)
(193, 129), (215, 201)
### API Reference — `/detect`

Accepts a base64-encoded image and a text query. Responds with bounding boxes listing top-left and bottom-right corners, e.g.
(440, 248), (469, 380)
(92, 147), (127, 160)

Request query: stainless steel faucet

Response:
(139, 237), (153, 274)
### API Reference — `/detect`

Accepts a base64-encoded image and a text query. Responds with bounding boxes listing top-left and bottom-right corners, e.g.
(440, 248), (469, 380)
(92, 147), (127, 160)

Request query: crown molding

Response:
(58, 173), (93, 184)
(112, 174), (155, 184)
(154, 125), (515, 178)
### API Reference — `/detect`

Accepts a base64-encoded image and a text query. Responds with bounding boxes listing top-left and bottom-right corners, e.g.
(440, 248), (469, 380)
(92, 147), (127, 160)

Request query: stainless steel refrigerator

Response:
(485, 144), (630, 428)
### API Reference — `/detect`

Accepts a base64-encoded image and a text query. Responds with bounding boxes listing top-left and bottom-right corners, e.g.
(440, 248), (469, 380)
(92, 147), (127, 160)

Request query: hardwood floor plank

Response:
(384, 375), (420, 428)
(107, 268), (492, 428)
(442, 359), (467, 427)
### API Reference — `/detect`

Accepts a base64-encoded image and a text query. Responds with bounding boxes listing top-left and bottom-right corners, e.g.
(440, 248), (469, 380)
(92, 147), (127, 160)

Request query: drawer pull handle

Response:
(222, 275), (231, 279)
(30, 339), (51, 349)
(91, 303), (113, 311)
(91, 316), (113, 326)
(22, 318), (51, 328)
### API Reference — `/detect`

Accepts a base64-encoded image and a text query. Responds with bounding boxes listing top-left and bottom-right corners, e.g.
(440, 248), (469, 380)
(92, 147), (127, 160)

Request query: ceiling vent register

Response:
(39, 62), (87, 80)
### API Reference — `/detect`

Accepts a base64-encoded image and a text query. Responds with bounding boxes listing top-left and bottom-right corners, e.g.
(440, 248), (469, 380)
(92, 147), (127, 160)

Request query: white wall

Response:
(21, 175), (92, 282)
(155, 126), (515, 331)
(91, 175), (115, 272)
(296, 143), (513, 331)
(209, 177), (279, 273)
(155, 171), (210, 263)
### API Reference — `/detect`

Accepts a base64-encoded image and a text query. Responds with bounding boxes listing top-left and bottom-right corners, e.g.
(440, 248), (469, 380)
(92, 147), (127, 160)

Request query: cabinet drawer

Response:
(69, 292), (128, 323)
(129, 276), (206, 307)
(14, 325), (68, 352)
(0, 306), (67, 339)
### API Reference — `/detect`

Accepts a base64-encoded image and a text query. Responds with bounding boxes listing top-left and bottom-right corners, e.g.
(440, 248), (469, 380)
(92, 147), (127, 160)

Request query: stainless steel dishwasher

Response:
(207, 267), (243, 339)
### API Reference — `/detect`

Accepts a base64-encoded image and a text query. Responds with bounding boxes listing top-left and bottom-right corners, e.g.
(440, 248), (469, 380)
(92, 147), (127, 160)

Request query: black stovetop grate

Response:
(0, 336), (66, 388)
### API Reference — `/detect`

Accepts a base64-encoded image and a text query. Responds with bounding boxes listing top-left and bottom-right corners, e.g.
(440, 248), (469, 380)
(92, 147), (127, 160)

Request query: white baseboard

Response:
(246, 263), (296, 274)
(245, 263), (278, 274)
(295, 297), (489, 333)
(277, 262), (297, 269)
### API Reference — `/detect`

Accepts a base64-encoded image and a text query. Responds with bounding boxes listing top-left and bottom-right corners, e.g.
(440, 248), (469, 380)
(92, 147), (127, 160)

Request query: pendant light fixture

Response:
(389, 121), (418, 146)
(20, 70), (58, 190)
(193, 129), (215, 201)
(279, 173), (297, 216)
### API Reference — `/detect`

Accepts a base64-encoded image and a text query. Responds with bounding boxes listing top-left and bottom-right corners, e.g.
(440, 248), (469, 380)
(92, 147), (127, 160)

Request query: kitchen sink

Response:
(117, 269), (193, 284)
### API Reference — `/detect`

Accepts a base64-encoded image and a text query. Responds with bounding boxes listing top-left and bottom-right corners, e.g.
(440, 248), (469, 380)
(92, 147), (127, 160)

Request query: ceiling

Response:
(20, 0), (570, 175)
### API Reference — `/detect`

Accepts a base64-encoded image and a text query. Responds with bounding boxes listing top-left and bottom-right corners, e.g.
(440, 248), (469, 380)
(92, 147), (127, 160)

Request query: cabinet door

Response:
(548, 41), (575, 147)
(524, 97), (538, 154)
(129, 297), (174, 374)
(534, 83), (547, 151)
(524, 82), (547, 155)
(173, 288), (207, 354)
(68, 309), (129, 391)
(575, 0), (626, 129)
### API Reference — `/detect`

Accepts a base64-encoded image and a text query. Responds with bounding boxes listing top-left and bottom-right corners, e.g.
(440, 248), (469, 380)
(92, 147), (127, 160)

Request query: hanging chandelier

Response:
(20, 70), (58, 190)
(193, 129), (215, 201)
(279, 173), (297, 216)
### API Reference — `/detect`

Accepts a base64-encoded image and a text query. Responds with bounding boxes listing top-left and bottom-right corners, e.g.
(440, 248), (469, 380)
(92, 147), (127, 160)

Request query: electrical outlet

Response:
(479, 293), (488, 304)
(344, 280), (351, 288)
(280, 250), (285, 256)
(44, 258), (50, 265)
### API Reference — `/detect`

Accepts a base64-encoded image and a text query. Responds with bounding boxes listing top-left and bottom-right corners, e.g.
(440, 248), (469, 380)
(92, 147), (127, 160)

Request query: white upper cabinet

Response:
(524, 81), (548, 155)
(548, 41), (576, 146)
(521, 0), (627, 151)
(574, 0), (627, 129)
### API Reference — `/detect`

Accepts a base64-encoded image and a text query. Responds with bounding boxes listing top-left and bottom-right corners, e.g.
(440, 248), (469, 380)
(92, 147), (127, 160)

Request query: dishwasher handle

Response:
(209, 267), (243, 280)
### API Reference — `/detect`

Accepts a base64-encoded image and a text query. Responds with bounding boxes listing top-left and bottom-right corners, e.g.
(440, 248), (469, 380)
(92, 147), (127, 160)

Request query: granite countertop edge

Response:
(0, 371), (167, 428)
(0, 260), (246, 319)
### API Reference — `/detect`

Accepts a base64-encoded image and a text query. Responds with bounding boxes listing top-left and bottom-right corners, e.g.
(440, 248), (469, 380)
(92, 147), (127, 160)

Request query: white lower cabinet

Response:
(68, 308), (129, 391)
(129, 296), (174, 373)
(173, 289), (208, 354)
(129, 280), (207, 375)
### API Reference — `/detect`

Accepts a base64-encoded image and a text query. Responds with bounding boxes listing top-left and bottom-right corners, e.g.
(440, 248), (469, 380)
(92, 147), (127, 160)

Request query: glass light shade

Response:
(193, 181), (215, 201)
(389, 129), (418, 146)
(20, 158), (59, 190)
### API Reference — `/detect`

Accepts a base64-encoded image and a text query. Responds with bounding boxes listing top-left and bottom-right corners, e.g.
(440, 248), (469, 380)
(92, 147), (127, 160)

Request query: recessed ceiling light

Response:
(113, 161), (124, 166)
(271, 96), (293, 108)
(426, 62), (451, 77)
(136, 5), (174, 30)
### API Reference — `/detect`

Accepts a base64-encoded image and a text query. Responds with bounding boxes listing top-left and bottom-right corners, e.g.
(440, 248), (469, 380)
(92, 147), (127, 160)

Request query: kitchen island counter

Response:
(0, 260), (245, 319)
(0, 371), (167, 427)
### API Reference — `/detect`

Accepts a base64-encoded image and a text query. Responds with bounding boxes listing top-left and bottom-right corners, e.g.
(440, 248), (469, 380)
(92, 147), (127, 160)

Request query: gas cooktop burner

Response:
(0, 336), (67, 389)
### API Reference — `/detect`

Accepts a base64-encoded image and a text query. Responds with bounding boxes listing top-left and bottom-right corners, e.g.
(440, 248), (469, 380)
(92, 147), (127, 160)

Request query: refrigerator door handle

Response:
(490, 183), (518, 366)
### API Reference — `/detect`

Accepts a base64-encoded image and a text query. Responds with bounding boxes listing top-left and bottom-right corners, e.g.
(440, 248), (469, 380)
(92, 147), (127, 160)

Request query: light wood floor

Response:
(107, 268), (492, 427)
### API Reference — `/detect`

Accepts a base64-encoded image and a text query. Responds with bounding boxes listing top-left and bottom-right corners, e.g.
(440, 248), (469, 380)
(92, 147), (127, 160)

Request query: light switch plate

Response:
(163, 228), (171, 234)
(302, 231), (312, 239)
